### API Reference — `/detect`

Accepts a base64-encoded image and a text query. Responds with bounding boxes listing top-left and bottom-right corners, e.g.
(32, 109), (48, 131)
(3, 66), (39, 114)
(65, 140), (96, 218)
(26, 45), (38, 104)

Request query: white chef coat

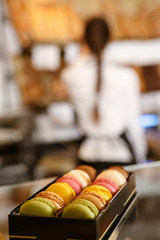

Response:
(61, 47), (147, 164)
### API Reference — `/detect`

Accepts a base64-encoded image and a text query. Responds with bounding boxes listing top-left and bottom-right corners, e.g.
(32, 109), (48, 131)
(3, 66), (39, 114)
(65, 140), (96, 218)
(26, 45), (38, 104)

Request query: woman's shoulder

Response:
(103, 61), (140, 92)
(106, 60), (139, 78)
(61, 53), (95, 82)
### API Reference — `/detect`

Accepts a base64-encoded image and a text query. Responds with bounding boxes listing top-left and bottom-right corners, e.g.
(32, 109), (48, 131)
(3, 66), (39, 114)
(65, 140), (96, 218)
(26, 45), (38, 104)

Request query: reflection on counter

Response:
(0, 177), (55, 238)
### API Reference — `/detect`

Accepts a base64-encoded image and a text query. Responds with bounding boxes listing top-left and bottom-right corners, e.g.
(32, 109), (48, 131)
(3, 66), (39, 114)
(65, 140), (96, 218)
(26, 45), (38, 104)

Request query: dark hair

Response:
(84, 17), (110, 55)
(84, 17), (110, 122)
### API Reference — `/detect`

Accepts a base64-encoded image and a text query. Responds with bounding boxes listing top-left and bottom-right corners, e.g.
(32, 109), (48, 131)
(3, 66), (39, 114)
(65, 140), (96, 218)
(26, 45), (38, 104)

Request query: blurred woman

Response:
(61, 17), (147, 168)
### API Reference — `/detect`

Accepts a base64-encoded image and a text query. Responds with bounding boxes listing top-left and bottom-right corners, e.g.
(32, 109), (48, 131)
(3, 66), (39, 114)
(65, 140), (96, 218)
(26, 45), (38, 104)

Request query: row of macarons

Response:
(62, 166), (129, 219)
(19, 165), (129, 219)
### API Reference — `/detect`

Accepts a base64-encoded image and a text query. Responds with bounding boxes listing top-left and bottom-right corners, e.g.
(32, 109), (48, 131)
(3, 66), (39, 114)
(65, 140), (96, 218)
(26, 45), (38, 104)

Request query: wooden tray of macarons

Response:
(9, 165), (137, 240)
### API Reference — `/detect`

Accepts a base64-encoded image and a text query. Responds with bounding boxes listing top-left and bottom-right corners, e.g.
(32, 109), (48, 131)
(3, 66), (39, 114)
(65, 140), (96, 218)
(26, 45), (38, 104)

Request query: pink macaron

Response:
(92, 178), (119, 196)
(56, 176), (82, 195)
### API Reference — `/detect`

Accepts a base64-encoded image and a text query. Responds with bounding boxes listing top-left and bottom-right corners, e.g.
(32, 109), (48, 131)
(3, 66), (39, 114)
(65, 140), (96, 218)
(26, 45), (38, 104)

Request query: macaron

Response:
(46, 182), (76, 205)
(19, 197), (57, 217)
(76, 165), (97, 181)
(77, 191), (106, 212)
(64, 169), (91, 188)
(96, 169), (126, 188)
(109, 165), (129, 179)
(82, 185), (112, 203)
(35, 191), (65, 210)
(92, 178), (119, 196)
(75, 169), (91, 184)
(62, 199), (99, 219)
(56, 176), (82, 195)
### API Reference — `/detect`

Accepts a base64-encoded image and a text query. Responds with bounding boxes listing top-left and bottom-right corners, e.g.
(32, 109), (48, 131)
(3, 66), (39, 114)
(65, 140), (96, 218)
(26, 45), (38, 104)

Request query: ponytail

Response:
(84, 17), (110, 123)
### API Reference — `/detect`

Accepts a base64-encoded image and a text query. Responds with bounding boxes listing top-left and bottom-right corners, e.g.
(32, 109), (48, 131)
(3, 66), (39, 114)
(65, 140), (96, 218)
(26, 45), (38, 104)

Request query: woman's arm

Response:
(106, 39), (160, 66)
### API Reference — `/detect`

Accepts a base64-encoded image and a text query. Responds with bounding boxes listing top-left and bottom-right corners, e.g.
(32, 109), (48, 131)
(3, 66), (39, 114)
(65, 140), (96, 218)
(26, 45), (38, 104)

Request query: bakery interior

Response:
(1, 0), (160, 239)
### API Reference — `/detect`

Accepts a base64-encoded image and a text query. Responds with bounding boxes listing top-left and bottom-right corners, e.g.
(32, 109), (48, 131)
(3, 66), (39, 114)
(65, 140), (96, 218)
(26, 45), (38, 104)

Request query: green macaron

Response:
(62, 199), (99, 219)
(19, 197), (57, 217)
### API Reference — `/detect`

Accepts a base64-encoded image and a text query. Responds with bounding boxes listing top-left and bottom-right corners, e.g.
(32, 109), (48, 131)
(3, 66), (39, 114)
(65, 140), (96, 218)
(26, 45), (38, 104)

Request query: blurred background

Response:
(1, 0), (160, 186)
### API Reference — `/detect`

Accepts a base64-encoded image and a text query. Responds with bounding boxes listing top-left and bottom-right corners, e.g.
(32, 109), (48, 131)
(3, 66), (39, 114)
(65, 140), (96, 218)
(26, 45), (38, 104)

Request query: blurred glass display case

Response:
(0, 0), (82, 185)
(0, 109), (36, 185)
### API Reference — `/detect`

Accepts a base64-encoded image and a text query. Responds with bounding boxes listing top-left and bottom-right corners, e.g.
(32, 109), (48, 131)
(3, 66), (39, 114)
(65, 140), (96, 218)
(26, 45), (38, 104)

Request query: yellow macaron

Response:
(46, 182), (76, 205)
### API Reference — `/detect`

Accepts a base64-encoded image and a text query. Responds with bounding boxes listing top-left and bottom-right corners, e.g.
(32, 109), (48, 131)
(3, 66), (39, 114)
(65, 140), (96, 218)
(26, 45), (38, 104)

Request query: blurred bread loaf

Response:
(13, 55), (69, 107)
